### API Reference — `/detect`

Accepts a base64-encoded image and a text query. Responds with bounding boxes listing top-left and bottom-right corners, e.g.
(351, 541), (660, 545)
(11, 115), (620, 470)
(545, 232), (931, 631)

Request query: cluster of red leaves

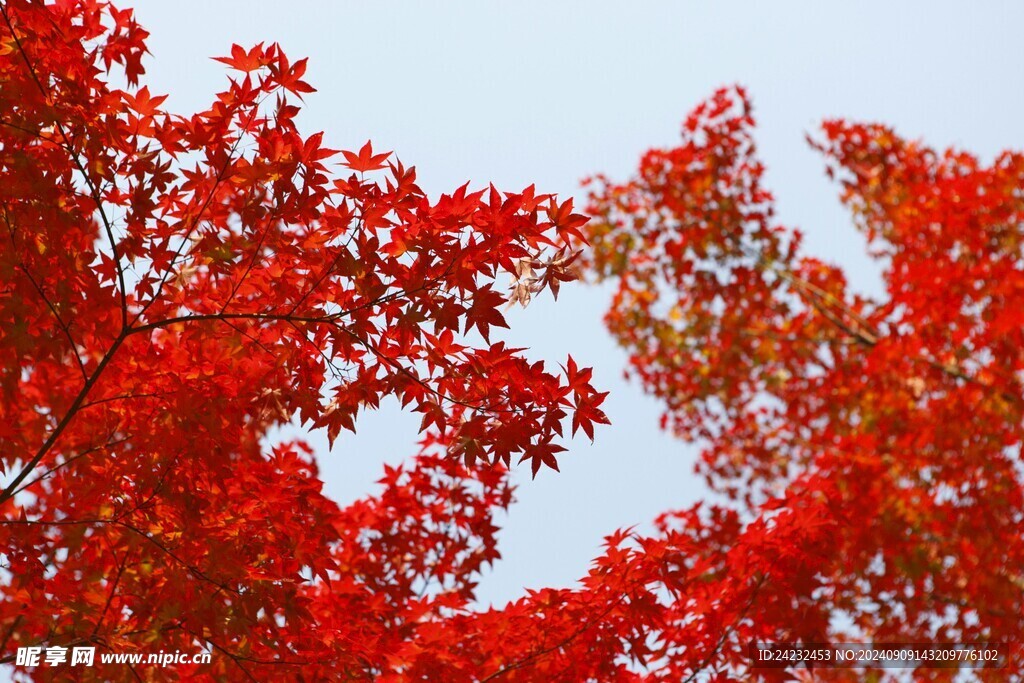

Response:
(583, 85), (1024, 679)
(0, 0), (614, 679)
(3, 1), (1023, 681)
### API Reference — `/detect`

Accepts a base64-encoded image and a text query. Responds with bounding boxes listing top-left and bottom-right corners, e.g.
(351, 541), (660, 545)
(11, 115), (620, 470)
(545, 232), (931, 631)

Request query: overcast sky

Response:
(128, 0), (1024, 607)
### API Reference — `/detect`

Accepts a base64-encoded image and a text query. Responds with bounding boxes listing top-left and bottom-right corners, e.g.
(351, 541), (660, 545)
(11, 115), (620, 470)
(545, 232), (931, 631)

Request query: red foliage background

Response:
(1, 2), (1020, 681)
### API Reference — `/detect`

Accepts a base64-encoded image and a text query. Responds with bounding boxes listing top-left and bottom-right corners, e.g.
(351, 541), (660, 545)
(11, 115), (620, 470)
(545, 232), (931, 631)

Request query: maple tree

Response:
(3, 1), (1022, 681)
(577, 86), (1024, 680)
(0, 0), (609, 679)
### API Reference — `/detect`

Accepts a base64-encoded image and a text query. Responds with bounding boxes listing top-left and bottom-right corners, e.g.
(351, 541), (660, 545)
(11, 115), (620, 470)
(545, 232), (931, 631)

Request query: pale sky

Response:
(128, 0), (1024, 607)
